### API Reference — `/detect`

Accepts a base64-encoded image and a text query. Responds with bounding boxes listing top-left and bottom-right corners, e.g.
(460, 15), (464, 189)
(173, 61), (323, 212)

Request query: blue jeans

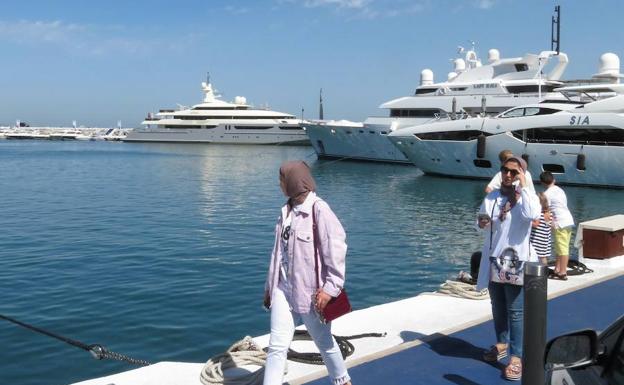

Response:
(488, 281), (524, 358)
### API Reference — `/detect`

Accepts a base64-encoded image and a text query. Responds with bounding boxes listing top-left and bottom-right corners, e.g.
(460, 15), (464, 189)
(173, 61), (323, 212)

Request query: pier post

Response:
(522, 262), (548, 385)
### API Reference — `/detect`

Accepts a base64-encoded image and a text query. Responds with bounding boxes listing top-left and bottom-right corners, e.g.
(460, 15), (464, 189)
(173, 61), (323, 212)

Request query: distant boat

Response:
(124, 76), (308, 145)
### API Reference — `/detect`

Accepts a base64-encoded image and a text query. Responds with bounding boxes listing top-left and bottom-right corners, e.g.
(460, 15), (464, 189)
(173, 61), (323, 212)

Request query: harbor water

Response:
(0, 140), (621, 385)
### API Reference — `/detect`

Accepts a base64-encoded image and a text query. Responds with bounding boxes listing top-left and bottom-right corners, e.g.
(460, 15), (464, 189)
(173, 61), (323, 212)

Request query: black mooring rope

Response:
(0, 313), (150, 366)
(286, 329), (386, 365)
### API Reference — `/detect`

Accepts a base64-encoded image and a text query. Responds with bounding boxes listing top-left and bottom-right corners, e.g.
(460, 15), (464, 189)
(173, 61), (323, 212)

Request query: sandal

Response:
(483, 345), (507, 362)
(549, 273), (568, 281)
(504, 360), (522, 381)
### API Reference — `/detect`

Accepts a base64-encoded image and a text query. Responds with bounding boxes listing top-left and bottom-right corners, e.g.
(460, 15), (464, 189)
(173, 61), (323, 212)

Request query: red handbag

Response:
(312, 203), (352, 324)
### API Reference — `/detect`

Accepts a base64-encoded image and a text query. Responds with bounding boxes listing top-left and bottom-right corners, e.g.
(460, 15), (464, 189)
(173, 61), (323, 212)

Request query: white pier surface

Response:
(73, 255), (624, 385)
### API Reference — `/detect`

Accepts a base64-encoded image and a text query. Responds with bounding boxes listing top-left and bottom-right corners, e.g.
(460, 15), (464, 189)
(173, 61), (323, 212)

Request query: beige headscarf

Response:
(279, 161), (316, 207)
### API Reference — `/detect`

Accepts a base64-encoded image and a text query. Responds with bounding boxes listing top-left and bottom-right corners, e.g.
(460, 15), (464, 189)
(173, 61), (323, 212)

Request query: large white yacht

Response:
(388, 61), (624, 188)
(124, 77), (308, 145)
(305, 47), (570, 163)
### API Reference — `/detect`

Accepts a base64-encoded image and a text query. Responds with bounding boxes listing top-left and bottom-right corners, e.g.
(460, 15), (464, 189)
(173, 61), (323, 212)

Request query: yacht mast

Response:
(319, 88), (324, 120)
(551, 5), (561, 54)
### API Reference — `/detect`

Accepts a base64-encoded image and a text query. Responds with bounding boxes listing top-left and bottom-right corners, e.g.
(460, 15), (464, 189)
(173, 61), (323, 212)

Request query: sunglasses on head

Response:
(500, 166), (519, 176)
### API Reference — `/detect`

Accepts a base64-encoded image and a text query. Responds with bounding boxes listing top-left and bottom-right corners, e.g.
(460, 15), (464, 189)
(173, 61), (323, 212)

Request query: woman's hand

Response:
(263, 291), (271, 310)
(315, 289), (332, 313)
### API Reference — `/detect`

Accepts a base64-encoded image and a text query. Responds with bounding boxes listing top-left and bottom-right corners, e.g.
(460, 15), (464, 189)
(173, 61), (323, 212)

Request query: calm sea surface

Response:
(0, 140), (621, 384)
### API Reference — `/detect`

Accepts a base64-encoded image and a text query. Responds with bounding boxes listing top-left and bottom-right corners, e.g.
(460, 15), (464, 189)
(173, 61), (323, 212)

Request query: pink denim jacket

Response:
(265, 192), (347, 314)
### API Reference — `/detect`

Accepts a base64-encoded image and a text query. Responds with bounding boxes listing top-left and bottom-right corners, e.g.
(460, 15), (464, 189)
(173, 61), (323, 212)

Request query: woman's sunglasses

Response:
(500, 166), (519, 176)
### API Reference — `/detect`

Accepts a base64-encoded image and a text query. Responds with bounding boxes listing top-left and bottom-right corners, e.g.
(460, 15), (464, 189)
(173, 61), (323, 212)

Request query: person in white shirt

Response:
(476, 155), (540, 381)
(485, 149), (535, 193)
(540, 171), (575, 280)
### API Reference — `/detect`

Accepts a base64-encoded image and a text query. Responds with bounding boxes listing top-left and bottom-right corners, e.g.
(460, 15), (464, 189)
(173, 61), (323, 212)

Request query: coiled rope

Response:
(437, 280), (489, 300)
(200, 336), (267, 385)
(199, 330), (386, 385)
(0, 313), (150, 366)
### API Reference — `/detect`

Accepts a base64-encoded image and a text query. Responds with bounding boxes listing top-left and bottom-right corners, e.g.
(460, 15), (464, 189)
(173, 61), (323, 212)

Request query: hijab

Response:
(279, 161), (316, 207)
(498, 156), (526, 220)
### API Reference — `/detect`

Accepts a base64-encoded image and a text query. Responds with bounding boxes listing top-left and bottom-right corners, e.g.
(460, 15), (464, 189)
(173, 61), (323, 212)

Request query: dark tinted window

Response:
(416, 130), (489, 141)
(390, 109), (442, 118)
(234, 126), (273, 130)
(506, 85), (557, 94)
(514, 63), (529, 72)
(415, 88), (438, 95)
(513, 127), (624, 146)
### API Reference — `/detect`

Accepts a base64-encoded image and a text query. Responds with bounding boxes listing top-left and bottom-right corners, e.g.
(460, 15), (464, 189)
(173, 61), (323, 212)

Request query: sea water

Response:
(0, 140), (620, 384)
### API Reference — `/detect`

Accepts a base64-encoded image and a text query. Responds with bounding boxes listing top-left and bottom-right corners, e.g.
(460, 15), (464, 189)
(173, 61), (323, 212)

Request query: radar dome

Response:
(447, 72), (458, 81)
(234, 96), (247, 105)
(420, 69), (434, 86)
(454, 59), (466, 72)
(488, 49), (500, 63)
(597, 53), (621, 77)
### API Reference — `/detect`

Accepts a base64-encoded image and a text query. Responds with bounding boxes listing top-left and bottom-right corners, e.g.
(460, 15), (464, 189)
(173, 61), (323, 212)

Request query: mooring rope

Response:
(437, 280), (489, 300)
(199, 330), (386, 385)
(0, 313), (150, 366)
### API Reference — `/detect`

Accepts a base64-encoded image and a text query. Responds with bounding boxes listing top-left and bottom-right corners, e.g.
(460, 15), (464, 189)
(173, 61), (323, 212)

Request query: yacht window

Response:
(234, 126), (273, 130)
(415, 130), (489, 141)
(524, 107), (540, 116)
(279, 126), (302, 130)
(514, 63), (529, 72)
(450, 87), (468, 91)
(160, 109), (176, 113)
(501, 108), (525, 118)
(512, 127), (624, 146)
(390, 109), (442, 118)
(473, 159), (492, 168)
(175, 115), (293, 120)
(164, 125), (202, 128)
(506, 85), (557, 94)
(542, 164), (565, 173)
(192, 106), (246, 110)
(415, 88), (438, 95)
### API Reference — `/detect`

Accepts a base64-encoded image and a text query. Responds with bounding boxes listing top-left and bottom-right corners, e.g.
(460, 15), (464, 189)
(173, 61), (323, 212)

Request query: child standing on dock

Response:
(540, 171), (575, 280)
(530, 193), (552, 266)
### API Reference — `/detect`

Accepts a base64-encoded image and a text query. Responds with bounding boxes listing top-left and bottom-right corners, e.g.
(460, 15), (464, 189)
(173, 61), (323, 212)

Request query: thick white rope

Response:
(199, 336), (269, 385)
(437, 280), (489, 300)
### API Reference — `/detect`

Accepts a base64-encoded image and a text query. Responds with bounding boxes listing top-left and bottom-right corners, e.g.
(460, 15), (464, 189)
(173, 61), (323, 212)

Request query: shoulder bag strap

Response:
(312, 202), (321, 291)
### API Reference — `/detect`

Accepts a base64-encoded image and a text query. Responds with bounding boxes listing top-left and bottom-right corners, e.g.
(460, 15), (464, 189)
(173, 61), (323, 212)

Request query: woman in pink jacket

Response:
(263, 161), (352, 385)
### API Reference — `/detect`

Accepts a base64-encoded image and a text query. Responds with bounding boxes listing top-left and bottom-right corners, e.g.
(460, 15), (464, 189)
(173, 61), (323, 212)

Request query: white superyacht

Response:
(305, 47), (570, 163)
(388, 54), (624, 188)
(124, 77), (308, 145)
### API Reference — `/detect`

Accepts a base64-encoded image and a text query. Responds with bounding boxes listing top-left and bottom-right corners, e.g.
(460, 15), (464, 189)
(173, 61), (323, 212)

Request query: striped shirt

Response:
(530, 213), (552, 259)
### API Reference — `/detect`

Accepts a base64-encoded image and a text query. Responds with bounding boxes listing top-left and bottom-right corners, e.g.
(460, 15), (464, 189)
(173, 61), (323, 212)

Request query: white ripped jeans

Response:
(263, 285), (351, 385)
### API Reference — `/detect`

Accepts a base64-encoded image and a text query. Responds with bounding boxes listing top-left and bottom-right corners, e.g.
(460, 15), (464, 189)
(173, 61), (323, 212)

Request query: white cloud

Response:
(284, 0), (428, 19)
(476, 0), (496, 9)
(302, 0), (370, 8)
(0, 19), (178, 56)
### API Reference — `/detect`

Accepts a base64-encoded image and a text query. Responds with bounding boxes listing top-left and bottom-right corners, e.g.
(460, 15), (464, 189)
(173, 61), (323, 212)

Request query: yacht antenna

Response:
(319, 88), (324, 120)
(551, 5), (561, 54)
(206, 72), (210, 84)
(301, 108), (305, 122)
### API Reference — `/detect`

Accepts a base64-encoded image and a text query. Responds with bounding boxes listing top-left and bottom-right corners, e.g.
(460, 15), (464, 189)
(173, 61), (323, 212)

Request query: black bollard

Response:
(522, 262), (548, 385)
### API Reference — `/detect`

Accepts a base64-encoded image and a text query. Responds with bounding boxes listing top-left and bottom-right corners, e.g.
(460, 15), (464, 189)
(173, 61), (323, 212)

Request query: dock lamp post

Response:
(522, 262), (548, 385)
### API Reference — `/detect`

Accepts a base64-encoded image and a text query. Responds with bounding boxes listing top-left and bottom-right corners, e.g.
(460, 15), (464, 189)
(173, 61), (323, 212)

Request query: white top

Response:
(544, 185), (574, 229)
(578, 214), (624, 232)
(487, 170), (535, 193)
(476, 187), (540, 290)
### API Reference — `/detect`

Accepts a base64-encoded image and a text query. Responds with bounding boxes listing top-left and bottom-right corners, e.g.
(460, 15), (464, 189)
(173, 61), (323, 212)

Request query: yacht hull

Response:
(305, 122), (409, 163)
(393, 133), (624, 188)
(123, 126), (309, 145)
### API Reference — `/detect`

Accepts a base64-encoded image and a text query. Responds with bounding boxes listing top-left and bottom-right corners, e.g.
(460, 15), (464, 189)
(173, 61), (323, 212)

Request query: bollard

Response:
(522, 262), (548, 385)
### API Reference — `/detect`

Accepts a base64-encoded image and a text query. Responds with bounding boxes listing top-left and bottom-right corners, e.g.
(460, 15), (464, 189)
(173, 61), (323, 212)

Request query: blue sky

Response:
(1, 0), (622, 127)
